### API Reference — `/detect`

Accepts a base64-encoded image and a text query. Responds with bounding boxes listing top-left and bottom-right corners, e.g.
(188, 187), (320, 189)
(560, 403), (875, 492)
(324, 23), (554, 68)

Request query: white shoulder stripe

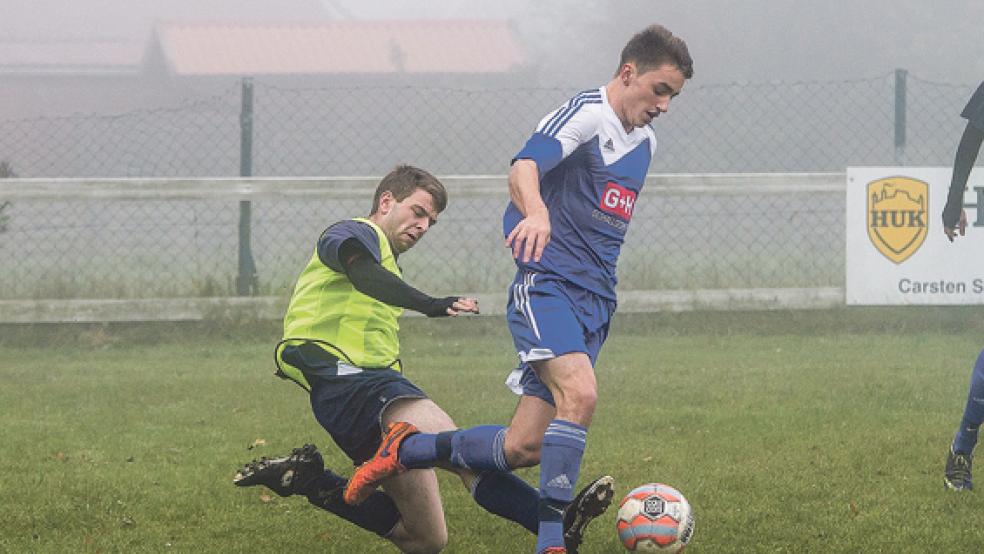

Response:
(538, 90), (602, 137)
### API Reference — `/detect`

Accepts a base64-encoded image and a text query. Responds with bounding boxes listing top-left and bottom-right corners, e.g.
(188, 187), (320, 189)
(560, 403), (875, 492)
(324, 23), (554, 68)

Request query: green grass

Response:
(3, 309), (984, 552)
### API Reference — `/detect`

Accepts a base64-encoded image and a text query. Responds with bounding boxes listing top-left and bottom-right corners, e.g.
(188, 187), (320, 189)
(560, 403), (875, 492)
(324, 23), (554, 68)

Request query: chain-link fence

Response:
(0, 72), (978, 311)
(0, 72), (977, 177)
(0, 175), (842, 303)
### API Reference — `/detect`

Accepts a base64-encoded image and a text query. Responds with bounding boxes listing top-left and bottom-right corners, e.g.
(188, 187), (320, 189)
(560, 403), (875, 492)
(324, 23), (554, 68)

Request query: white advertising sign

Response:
(846, 167), (984, 305)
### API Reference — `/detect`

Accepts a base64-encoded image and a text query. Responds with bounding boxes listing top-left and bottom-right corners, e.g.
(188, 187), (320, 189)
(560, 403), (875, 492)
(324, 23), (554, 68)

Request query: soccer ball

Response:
(616, 483), (694, 552)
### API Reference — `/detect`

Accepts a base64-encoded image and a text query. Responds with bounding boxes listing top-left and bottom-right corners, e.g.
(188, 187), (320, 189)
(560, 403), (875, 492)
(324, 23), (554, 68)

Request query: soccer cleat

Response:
(944, 449), (974, 491)
(563, 475), (615, 554)
(538, 547), (567, 554)
(233, 443), (324, 497)
(344, 421), (418, 505)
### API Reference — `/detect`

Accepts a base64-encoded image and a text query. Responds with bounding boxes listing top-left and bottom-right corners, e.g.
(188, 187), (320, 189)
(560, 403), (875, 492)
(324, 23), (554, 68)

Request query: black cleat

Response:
(233, 444), (324, 497)
(563, 475), (615, 553)
(944, 449), (974, 491)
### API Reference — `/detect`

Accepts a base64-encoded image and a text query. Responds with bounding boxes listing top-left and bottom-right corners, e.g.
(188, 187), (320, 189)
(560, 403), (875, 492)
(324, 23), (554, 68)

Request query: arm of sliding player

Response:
(338, 240), (478, 317)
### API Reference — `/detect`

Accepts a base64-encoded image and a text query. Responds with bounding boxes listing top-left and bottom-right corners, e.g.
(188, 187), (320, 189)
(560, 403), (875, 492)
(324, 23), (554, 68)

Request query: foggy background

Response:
(2, 0), (981, 177)
(2, 0), (982, 118)
(0, 0), (981, 301)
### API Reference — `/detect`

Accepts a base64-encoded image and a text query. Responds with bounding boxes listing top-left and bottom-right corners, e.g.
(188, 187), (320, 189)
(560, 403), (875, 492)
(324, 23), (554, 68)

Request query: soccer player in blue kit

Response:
(344, 25), (694, 553)
(941, 80), (984, 491)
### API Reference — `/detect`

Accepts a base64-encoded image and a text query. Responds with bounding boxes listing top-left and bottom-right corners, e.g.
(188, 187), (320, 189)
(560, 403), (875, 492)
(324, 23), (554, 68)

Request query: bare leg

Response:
(534, 352), (597, 427)
(527, 352), (598, 552)
(503, 394), (555, 468)
(381, 469), (448, 554)
(377, 398), (477, 552)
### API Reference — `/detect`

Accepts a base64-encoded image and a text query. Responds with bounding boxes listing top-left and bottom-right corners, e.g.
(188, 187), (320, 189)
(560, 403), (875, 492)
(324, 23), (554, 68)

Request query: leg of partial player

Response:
(532, 352), (597, 553)
(398, 394), (554, 472)
(388, 398), (544, 529)
(347, 395), (612, 552)
(945, 349), (984, 490)
(233, 444), (403, 538)
(380, 468), (449, 553)
(503, 394), (556, 467)
(373, 398), (460, 552)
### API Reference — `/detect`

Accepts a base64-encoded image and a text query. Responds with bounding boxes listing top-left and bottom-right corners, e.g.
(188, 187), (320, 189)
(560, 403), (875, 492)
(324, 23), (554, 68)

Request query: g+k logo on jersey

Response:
(600, 181), (636, 221)
(866, 176), (928, 264)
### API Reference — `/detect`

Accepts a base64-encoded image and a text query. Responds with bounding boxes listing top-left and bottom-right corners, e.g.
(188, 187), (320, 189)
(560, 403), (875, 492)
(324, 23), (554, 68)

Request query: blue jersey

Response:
(504, 86), (657, 300)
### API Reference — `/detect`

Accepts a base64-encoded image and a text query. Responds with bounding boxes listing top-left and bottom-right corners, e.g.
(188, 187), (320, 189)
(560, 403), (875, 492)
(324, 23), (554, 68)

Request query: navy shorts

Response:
(281, 343), (427, 465)
(504, 271), (615, 406)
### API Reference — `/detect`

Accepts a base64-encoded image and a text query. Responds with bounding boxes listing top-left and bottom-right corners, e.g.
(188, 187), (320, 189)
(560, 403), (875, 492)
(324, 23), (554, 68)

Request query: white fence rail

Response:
(0, 173), (846, 323)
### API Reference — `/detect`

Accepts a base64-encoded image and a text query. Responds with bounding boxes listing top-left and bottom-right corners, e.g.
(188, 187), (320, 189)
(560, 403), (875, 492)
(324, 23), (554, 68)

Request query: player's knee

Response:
(410, 529), (448, 554)
(396, 529), (447, 554)
(557, 384), (597, 419)
(579, 387), (599, 414)
(505, 435), (542, 468)
(391, 514), (448, 554)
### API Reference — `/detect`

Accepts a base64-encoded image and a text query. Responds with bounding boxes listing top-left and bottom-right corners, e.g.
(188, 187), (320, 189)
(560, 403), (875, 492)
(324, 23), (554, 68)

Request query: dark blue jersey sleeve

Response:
(317, 220), (381, 273)
(962, 82), (984, 132)
(512, 89), (603, 178)
(513, 133), (564, 177)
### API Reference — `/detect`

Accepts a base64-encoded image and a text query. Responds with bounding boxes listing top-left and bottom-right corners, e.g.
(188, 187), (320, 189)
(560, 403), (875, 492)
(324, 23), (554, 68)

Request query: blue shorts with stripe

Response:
(504, 271), (615, 405)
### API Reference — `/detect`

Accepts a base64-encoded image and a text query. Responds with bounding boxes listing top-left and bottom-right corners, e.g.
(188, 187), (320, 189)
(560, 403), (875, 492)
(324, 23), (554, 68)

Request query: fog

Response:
(0, 0), (981, 177)
(337, 0), (984, 85)
(4, 0), (981, 86)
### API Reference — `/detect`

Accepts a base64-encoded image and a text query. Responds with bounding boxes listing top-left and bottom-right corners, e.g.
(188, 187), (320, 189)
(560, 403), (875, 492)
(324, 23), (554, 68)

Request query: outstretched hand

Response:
(446, 297), (480, 316)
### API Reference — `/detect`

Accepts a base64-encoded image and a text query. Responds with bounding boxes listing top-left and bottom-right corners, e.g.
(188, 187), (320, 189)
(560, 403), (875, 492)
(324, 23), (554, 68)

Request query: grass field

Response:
(3, 308), (984, 553)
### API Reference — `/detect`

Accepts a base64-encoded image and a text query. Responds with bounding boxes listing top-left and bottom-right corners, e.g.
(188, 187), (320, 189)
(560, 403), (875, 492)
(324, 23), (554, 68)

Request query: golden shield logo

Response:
(867, 176), (928, 264)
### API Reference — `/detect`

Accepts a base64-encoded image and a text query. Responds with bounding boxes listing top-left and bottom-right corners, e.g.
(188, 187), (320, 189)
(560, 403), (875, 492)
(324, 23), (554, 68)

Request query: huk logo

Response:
(602, 137), (615, 151)
(866, 176), (928, 264)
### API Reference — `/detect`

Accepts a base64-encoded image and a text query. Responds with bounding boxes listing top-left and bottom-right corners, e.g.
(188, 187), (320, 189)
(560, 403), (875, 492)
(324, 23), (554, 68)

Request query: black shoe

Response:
(233, 444), (324, 497)
(944, 449), (974, 491)
(563, 475), (615, 553)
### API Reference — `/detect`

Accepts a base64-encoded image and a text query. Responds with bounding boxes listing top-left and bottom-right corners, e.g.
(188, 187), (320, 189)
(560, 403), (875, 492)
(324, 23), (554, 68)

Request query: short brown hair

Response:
(370, 165), (447, 214)
(617, 24), (693, 79)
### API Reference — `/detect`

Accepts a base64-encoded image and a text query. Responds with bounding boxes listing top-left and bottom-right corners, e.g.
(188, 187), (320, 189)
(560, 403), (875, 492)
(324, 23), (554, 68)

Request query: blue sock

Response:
(450, 425), (511, 471)
(399, 426), (510, 472)
(536, 419), (587, 552)
(953, 349), (984, 455)
(471, 471), (539, 533)
(397, 430), (451, 469)
(305, 471), (400, 537)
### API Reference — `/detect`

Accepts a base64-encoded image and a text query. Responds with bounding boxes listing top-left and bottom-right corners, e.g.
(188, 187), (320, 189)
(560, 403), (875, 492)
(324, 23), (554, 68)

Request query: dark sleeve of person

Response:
(338, 240), (459, 318)
(317, 220), (382, 272)
(960, 81), (984, 133)
(943, 122), (984, 227)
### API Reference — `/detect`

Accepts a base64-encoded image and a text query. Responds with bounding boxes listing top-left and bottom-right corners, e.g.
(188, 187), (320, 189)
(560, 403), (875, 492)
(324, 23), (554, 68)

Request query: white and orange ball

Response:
(616, 483), (695, 552)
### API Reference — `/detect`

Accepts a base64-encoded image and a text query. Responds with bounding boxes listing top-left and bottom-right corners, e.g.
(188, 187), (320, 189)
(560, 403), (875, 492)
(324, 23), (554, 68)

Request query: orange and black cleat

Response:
(343, 421), (419, 505)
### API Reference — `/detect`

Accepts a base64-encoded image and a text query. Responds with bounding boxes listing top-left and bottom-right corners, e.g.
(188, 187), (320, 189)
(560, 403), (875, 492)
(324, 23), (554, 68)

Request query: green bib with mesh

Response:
(278, 218), (402, 390)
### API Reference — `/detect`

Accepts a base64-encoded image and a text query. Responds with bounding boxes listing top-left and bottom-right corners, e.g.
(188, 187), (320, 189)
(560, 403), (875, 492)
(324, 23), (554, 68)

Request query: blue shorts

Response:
(280, 343), (427, 465)
(504, 271), (615, 406)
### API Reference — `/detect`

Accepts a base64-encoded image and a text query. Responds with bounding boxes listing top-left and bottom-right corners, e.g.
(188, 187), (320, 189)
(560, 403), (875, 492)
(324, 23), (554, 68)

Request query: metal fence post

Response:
(894, 68), (907, 165)
(237, 77), (258, 296)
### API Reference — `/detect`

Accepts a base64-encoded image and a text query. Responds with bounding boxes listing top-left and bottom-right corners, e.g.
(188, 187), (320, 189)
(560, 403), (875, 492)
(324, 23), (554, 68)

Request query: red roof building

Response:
(150, 20), (526, 76)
